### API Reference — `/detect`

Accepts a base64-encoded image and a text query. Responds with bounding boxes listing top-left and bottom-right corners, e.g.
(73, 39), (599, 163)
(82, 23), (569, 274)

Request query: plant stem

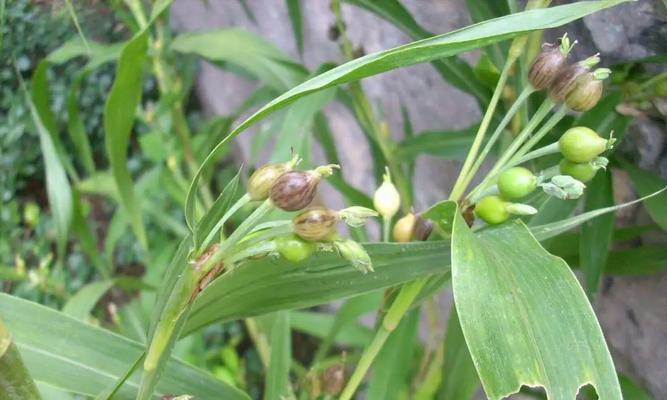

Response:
(510, 141), (560, 167)
(449, 35), (528, 202)
(200, 193), (252, 252)
(456, 86), (535, 194)
(339, 278), (427, 400)
(510, 104), (567, 163)
(382, 217), (391, 242)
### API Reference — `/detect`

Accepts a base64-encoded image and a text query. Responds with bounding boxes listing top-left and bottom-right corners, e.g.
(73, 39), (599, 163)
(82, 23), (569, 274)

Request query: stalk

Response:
(339, 278), (427, 400)
(510, 142), (560, 167)
(200, 193), (252, 252)
(510, 104), (568, 163)
(382, 217), (391, 242)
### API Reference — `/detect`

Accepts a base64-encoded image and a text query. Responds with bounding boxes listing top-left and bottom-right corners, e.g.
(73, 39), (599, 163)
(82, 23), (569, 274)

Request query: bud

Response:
(337, 206), (378, 227)
(373, 168), (401, 219)
(540, 175), (586, 200)
(333, 239), (373, 274)
(275, 234), (316, 263)
(413, 215), (434, 241)
(248, 163), (290, 200)
(559, 126), (613, 163)
(559, 156), (608, 183)
(528, 34), (574, 90)
(475, 195), (510, 225)
(393, 213), (416, 242)
(497, 167), (537, 199)
(564, 68), (610, 112)
(293, 207), (339, 241)
(269, 164), (339, 211)
(505, 203), (538, 216)
(549, 54), (599, 102)
(322, 362), (347, 395)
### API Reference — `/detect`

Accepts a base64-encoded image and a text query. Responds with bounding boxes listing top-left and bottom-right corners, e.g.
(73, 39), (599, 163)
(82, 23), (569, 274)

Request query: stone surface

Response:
(171, 0), (667, 397)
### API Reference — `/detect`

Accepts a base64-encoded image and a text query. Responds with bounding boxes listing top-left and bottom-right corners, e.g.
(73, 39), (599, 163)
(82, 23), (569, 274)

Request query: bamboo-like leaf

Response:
(437, 306), (478, 400)
(451, 211), (621, 399)
(0, 318), (41, 400)
(171, 28), (307, 91)
(71, 189), (110, 276)
(621, 160), (667, 231)
(104, 31), (149, 250)
(264, 311), (291, 400)
(290, 310), (373, 347)
(286, 0), (304, 56)
(186, 1), (627, 222)
(62, 281), (114, 321)
(63, 0), (90, 53)
(193, 169), (241, 248)
(0, 294), (249, 400)
(67, 74), (96, 175)
(184, 241), (451, 335)
(395, 126), (477, 161)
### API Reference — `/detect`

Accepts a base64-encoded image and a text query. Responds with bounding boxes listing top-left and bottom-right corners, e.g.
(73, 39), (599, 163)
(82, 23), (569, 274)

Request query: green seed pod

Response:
(269, 165), (338, 211)
(413, 215), (434, 241)
(293, 207), (339, 241)
(528, 44), (567, 90)
(564, 68), (609, 112)
(333, 239), (373, 274)
(497, 167), (537, 199)
(275, 234), (316, 262)
(393, 213), (416, 242)
(247, 163), (290, 200)
(373, 168), (401, 219)
(475, 195), (510, 225)
(558, 126), (610, 163)
(559, 159), (601, 183)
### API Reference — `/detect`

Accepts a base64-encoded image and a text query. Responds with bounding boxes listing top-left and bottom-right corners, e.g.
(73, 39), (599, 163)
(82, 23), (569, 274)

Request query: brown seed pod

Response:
(322, 363), (346, 395)
(549, 63), (588, 102)
(528, 45), (567, 90)
(270, 170), (320, 211)
(247, 163), (290, 200)
(565, 73), (604, 112)
(293, 207), (339, 241)
(413, 215), (434, 241)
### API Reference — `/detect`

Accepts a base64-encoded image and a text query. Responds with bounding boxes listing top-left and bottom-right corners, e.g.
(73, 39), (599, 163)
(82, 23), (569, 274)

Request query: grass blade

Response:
(286, 0), (304, 56)
(264, 311), (292, 400)
(0, 318), (41, 400)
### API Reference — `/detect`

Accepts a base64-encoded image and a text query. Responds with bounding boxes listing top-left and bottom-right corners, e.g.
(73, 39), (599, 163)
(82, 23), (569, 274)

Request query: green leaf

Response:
(437, 305), (478, 400)
(264, 311), (291, 400)
(62, 281), (115, 321)
(0, 318), (42, 400)
(27, 79), (73, 257)
(71, 190), (110, 276)
(67, 74), (96, 175)
(621, 160), (667, 231)
(343, 0), (491, 104)
(183, 241), (451, 334)
(618, 373), (654, 400)
(187, 1), (627, 218)
(171, 28), (307, 91)
(286, 0), (304, 56)
(0, 294), (249, 400)
(366, 308), (419, 400)
(104, 32), (149, 250)
(63, 0), (90, 54)
(451, 212), (621, 399)
(194, 169), (241, 248)
(604, 247), (667, 275)
(580, 172), (614, 300)
(395, 126), (477, 161)
(289, 310), (373, 347)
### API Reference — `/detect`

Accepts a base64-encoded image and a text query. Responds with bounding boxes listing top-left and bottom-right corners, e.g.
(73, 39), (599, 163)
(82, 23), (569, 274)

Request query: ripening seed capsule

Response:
(293, 207), (339, 241)
(565, 73), (603, 112)
(275, 234), (316, 262)
(270, 171), (319, 211)
(373, 170), (401, 219)
(528, 45), (567, 90)
(549, 63), (588, 102)
(413, 215), (434, 241)
(475, 195), (510, 225)
(497, 167), (537, 199)
(559, 159), (599, 183)
(393, 213), (416, 242)
(247, 163), (290, 200)
(322, 363), (346, 395)
(559, 127), (608, 163)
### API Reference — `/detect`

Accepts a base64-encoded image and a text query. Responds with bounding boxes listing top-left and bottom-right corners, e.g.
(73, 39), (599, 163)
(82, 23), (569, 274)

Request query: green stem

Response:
(225, 241), (278, 266)
(200, 193), (252, 252)
(510, 105), (567, 163)
(510, 141), (560, 167)
(339, 278), (427, 400)
(456, 86), (535, 193)
(382, 217), (391, 242)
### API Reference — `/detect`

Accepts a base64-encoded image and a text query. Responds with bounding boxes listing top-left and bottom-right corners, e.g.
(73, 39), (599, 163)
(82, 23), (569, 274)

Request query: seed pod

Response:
(247, 163), (290, 200)
(558, 126), (610, 163)
(293, 207), (339, 241)
(393, 213), (416, 242)
(322, 363), (347, 395)
(564, 68), (609, 112)
(549, 54), (600, 102)
(475, 195), (510, 225)
(373, 168), (401, 219)
(270, 164), (338, 211)
(528, 45), (567, 90)
(497, 167), (537, 199)
(559, 158), (606, 183)
(275, 234), (316, 262)
(413, 215), (434, 241)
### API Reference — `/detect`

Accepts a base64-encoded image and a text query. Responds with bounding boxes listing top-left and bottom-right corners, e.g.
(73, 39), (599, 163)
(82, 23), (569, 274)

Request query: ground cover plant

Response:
(1, 0), (666, 399)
